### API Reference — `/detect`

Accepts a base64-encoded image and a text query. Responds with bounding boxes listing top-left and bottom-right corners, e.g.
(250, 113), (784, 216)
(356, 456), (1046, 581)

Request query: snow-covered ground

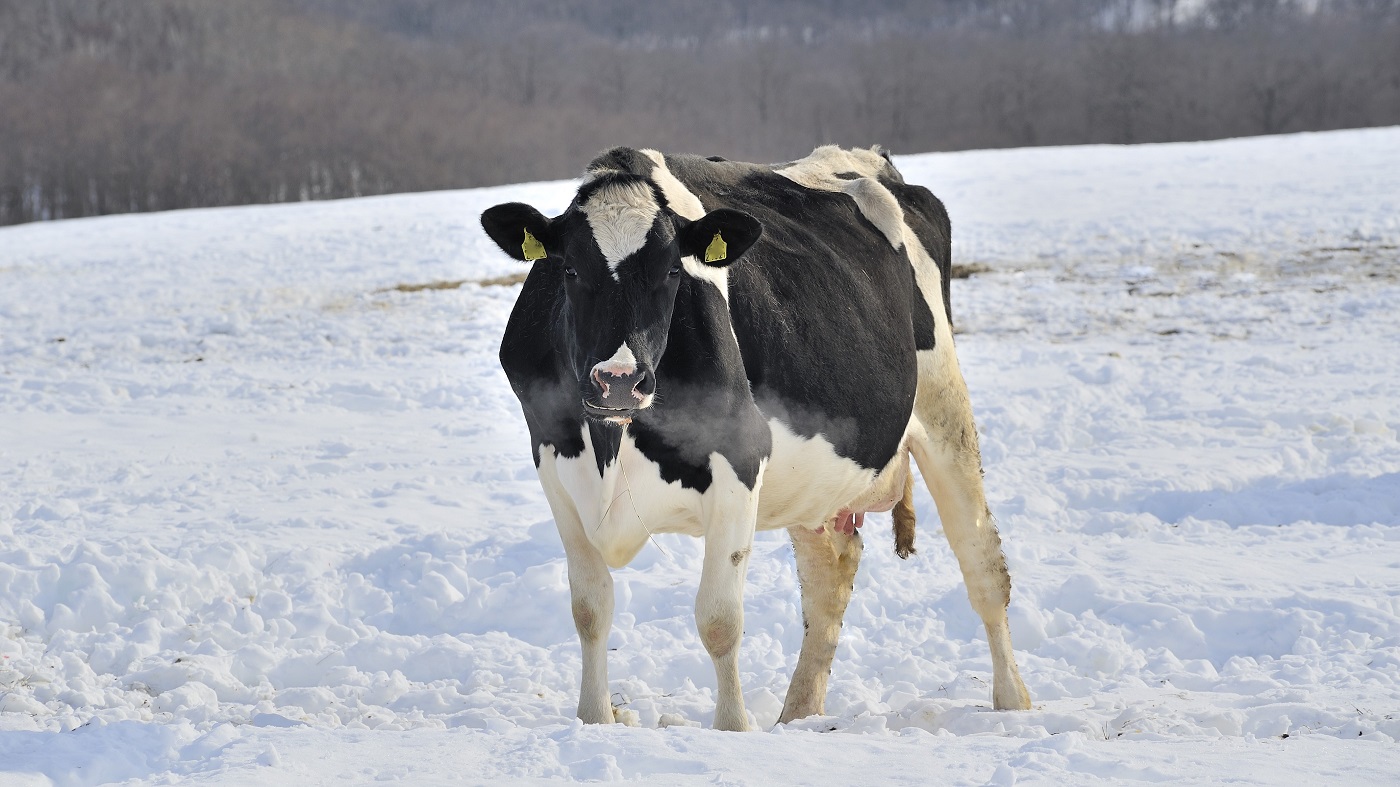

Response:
(2, 128), (1399, 785)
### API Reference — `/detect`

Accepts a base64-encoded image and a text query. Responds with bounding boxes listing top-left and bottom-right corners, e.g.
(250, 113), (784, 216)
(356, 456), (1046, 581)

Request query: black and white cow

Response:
(481, 146), (1031, 731)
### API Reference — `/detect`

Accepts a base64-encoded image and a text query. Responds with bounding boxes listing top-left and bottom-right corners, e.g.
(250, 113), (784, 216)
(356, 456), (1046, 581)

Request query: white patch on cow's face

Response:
(594, 341), (638, 376)
(580, 180), (660, 280)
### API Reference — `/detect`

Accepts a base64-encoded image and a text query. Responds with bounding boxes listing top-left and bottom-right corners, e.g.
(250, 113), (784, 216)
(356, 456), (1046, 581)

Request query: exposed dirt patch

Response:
(477, 272), (530, 287)
(950, 262), (992, 279)
(383, 279), (469, 293)
(379, 271), (529, 293)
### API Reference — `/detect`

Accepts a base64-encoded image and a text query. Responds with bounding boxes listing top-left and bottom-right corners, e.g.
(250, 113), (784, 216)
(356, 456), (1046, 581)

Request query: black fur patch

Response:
(587, 147), (657, 180)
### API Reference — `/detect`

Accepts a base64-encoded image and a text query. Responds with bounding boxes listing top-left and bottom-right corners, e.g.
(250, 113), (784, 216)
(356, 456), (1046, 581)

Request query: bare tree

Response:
(0, 0), (1396, 226)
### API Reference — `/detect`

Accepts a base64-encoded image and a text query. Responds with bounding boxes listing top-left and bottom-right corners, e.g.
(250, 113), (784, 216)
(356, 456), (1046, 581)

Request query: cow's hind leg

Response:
(910, 352), (1031, 711)
(779, 524), (863, 723)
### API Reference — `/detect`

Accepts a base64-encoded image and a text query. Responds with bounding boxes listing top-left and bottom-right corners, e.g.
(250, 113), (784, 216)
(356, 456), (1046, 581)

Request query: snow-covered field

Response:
(2, 128), (1399, 785)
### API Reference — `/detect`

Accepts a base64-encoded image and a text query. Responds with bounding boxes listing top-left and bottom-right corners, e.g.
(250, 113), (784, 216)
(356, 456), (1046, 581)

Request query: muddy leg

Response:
(911, 353), (1031, 710)
(779, 524), (863, 723)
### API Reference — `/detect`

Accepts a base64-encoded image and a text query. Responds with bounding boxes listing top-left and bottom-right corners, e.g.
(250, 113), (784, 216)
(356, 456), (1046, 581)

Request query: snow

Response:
(2, 128), (1399, 785)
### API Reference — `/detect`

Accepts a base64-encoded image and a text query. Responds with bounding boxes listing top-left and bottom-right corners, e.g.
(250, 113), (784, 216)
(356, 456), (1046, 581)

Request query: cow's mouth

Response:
(582, 400), (637, 424)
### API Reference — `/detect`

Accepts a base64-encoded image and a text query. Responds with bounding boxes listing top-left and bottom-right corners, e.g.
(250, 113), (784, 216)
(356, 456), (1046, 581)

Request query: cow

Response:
(481, 145), (1031, 731)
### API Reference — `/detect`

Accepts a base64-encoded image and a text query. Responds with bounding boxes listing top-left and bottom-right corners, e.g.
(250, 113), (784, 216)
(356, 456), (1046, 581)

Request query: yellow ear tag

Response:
(704, 232), (727, 263)
(521, 229), (546, 261)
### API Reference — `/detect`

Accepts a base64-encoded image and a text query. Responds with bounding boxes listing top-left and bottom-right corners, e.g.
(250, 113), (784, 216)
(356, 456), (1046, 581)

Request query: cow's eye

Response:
(563, 266), (578, 278)
(668, 264), (682, 277)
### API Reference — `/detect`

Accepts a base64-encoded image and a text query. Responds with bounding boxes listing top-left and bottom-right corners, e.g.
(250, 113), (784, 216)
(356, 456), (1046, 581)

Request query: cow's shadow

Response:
(1134, 471), (1400, 528)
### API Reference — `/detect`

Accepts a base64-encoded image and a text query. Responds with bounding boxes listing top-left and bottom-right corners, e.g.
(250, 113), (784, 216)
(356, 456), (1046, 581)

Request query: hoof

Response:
(993, 679), (1032, 711)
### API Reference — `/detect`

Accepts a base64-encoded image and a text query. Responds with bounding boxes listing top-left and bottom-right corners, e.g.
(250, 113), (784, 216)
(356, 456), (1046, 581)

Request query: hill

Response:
(1, 129), (1399, 784)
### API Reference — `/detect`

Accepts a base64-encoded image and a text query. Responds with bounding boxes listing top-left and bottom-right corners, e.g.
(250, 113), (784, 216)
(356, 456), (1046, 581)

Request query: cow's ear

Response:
(679, 209), (762, 268)
(481, 202), (554, 262)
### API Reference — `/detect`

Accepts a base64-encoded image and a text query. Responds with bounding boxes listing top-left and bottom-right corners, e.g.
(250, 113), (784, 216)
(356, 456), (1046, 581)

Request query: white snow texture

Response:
(2, 129), (1399, 785)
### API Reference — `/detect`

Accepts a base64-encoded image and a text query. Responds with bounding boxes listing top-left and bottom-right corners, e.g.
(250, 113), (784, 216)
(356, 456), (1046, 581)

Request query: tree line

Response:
(1, 0), (1397, 226)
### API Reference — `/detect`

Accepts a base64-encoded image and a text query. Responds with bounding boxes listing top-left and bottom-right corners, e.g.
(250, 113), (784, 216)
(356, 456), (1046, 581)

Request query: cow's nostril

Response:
(591, 368), (611, 397)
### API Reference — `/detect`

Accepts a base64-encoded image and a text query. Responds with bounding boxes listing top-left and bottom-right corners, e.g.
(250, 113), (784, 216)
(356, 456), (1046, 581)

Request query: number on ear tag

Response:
(704, 232), (727, 263)
(522, 229), (546, 261)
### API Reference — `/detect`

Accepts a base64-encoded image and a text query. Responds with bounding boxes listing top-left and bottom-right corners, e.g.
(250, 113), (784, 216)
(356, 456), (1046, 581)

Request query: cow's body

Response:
(485, 146), (1030, 730)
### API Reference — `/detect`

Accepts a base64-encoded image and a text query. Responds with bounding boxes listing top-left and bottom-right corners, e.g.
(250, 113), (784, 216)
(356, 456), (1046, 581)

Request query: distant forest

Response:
(1, 0), (1398, 225)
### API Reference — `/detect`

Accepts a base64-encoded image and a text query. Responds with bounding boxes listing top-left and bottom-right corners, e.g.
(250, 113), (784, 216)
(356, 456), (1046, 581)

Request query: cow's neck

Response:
(655, 275), (746, 397)
(579, 275), (760, 490)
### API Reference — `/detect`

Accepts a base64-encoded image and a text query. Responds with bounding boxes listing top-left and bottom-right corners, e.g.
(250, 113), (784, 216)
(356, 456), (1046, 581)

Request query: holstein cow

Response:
(481, 145), (1031, 731)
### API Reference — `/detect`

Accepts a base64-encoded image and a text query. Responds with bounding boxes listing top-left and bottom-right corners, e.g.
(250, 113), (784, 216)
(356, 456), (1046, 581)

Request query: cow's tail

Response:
(893, 468), (917, 559)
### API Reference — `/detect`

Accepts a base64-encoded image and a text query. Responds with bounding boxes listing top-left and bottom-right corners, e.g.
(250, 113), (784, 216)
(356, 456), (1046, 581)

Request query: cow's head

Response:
(482, 173), (761, 422)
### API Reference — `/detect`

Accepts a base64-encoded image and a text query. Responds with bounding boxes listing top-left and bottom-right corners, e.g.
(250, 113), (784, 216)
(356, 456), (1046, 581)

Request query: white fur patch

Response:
(580, 180), (660, 280)
(778, 145), (952, 334)
(777, 146), (906, 251)
(840, 177), (905, 249)
(899, 222), (954, 342)
(776, 145), (891, 191)
(755, 417), (912, 532)
(679, 254), (730, 298)
(542, 425), (758, 568)
(640, 150), (706, 220)
(593, 342), (638, 376)
(640, 150), (731, 302)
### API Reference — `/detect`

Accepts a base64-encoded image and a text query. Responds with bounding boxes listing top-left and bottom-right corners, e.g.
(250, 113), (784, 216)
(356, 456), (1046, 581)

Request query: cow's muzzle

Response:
(584, 360), (655, 417)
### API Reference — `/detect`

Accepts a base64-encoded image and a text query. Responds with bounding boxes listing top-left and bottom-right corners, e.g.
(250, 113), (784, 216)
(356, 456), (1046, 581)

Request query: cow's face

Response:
(482, 174), (761, 422)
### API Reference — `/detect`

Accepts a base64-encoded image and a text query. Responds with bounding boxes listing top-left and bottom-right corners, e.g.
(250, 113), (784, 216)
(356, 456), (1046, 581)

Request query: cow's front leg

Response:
(562, 530), (616, 724)
(696, 470), (761, 731)
(539, 458), (617, 724)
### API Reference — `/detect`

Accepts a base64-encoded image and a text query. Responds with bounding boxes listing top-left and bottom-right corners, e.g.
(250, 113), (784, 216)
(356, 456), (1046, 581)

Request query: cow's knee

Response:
(572, 598), (608, 642)
(699, 612), (741, 660)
